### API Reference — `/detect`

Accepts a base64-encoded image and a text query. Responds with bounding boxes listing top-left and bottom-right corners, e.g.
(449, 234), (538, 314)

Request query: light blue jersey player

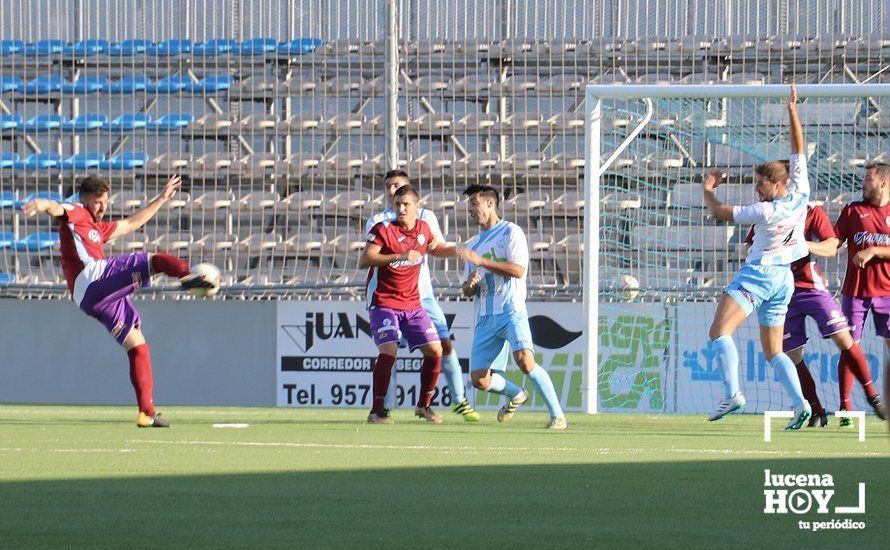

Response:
(458, 184), (567, 430)
(365, 170), (486, 421)
(702, 84), (811, 430)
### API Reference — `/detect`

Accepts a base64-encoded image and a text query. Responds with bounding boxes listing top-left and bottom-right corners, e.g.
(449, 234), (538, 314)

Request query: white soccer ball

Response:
(620, 274), (640, 301)
(187, 263), (222, 297)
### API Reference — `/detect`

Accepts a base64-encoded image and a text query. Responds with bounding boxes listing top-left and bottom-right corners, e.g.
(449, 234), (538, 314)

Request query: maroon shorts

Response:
(79, 253), (152, 345)
(782, 288), (850, 352)
(369, 306), (438, 351)
(842, 294), (890, 342)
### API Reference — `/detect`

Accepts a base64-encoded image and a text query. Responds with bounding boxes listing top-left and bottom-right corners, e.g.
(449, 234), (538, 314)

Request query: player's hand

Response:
(20, 199), (41, 218)
(466, 270), (482, 288)
(853, 248), (876, 268)
(457, 246), (484, 266)
(403, 250), (422, 262)
(160, 174), (183, 202)
(703, 171), (723, 192)
(788, 84), (798, 110)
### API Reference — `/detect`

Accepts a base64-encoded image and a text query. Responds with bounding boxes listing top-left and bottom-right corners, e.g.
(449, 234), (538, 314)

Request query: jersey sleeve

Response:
(421, 209), (445, 243)
(732, 201), (773, 225)
(834, 205), (851, 244)
(809, 206), (837, 241)
(744, 226), (754, 245)
(97, 221), (118, 242)
(367, 223), (386, 248)
(58, 203), (90, 223)
(364, 215), (378, 237)
(505, 224), (529, 269)
(788, 153), (810, 196)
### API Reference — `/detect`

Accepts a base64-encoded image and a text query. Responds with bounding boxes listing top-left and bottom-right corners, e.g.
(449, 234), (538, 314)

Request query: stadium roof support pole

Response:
(582, 82), (890, 415)
(384, 0), (400, 172)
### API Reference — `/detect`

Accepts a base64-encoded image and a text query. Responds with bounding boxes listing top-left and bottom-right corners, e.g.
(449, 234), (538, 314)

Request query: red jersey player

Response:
(21, 175), (216, 427)
(746, 205), (881, 427)
(359, 184), (459, 424)
(833, 162), (890, 424)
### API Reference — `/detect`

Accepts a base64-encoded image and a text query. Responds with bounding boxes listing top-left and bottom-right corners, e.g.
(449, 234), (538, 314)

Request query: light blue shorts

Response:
(724, 263), (794, 327)
(471, 311), (534, 373)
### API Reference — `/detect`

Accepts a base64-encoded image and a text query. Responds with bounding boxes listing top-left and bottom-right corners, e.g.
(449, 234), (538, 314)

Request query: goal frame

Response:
(582, 83), (890, 414)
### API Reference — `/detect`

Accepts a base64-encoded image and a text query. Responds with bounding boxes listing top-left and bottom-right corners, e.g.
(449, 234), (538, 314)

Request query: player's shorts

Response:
(783, 288), (851, 352)
(724, 263), (793, 327)
(421, 296), (451, 340)
(369, 306), (439, 351)
(78, 253), (152, 345)
(841, 294), (890, 341)
(470, 311), (534, 373)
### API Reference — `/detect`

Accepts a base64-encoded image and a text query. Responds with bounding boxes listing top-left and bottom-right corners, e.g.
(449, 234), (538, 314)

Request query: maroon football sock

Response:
(150, 253), (190, 278)
(418, 355), (442, 408)
(127, 344), (155, 416)
(371, 354), (396, 414)
(842, 345), (878, 399)
(795, 360), (825, 415)
(838, 353), (856, 410)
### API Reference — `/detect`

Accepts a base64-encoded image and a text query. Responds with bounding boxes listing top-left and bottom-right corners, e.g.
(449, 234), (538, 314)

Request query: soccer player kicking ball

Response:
(833, 162), (890, 424)
(745, 204), (883, 427)
(21, 175), (216, 428)
(365, 170), (481, 421)
(361, 184), (462, 424)
(702, 85), (812, 430)
(457, 184), (568, 430)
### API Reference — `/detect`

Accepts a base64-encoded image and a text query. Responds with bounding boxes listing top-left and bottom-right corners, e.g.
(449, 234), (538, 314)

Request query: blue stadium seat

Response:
(23, 39), (68, 56)
(62, 114), (109, 132)
(15, 153), (63, 170)
(239, 38), (278, 55)
(193, 39), (239, 55)
(99, 152), (148, 170)
(186, 75), (234, 93)
(0, 191), (16, 208)
(279, 38), (324, 54)
(107, 76), (151, 94)
(0, 232), (15, 247)
(147, 76), (191, 94)
(24, 114), (67, 132)
(0, 153), (18, 170)
(147, 39), (193, 56)
(109, 113), (151, 131)
(61, 76), (111, 94)
(17, 191), (64, 208)
(22, 76), (67, 95)
(0, 40), (25, 56)
(62, 152), (106, 170)
(149, 114), (195, 132)
(14, 232), (60, 251)
(0, 114), (23, 130)
(0, 77), (23, 92)
(0, 272), (15, 286)
(62, 39), (111, 56)
(108, 39), (153, 56)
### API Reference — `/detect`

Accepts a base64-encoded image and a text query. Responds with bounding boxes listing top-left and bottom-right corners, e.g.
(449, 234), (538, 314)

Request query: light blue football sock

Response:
(770, 353), (807, 408)
(488, 370), (522, 399)
(442, 352), (465, 402)
(713, 335), (740, 399)
(527, 365), (564, 418)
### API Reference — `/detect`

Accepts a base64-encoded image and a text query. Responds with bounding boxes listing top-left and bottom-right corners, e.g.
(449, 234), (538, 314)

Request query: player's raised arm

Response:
(21, 198), (65, 218)
(427, 239), (458, 258)
(701, 171), (734, 222)
(788, 84), (805, 155)
(110, 174), (182, 238)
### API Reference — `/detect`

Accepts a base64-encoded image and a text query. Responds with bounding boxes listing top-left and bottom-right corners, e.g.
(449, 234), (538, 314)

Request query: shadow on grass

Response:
(1, 458), (887, 547)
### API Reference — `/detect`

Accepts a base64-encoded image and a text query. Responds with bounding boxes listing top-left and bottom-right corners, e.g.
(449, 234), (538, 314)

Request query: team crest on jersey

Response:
(88, 229), (101, 243)
(417, 234), (426, 246)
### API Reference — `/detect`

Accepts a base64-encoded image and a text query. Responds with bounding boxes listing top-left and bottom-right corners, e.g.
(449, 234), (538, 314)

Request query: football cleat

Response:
(415, 406), (443, 424)
(452, 398), (481, 422)
(547, 416), (568, 430)
(807, 412), (828, 428)
(179, 273), (217, 291)
(367, 410), (395, 425)
(137, 412), (171, 428)
(867, 394), (887, 420)
(785, 402), (812, 430)
(497, 388), (529, 423)
(707, 392), (746, 421)
(838, 408), (852, 428)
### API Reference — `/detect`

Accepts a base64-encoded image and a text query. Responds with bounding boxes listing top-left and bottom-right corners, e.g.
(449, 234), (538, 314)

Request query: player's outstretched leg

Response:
(124, 330), (170, 428)
(150, 253), (215, 292)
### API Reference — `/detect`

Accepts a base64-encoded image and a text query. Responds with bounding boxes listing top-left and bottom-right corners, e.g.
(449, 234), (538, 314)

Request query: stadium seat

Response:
(321, 232), (367, 254)
(187, 75), (235, 93)
(323, 190), (370, 213)
(501, 112), (544, 130)
(192, 114), (236, 131)
(99, 152), (148, 170)
(0, 40), (25, 56)
(149, 113), (195, 132)
(147, 39), (193, 56)
(326, 114), (365, 132)
(239, 232), (283, 253)
(106, 232), (147, 254)
(507, 192), (549, 214)
(278, 38), (323, 54)
(21, 76), (67, 95)
(0, 190), (16, 207)
(275, 232), (327, 256)
(15, 153), (63, 170)
(147, 76), (192, 94)
(549, 192), (585, 213)
(193, 153), (237, 175)
(193, 191), (235, 210)
(109, 113), (152, 131)
(145, 153), (189, 173)
(539, 74), (585, 95)
(0, 232), (15, 247)
(548, 153), (585, 171)
(239, 38), (278, 55)
(455, 113), (499, 132)
(62, 114), (109, 132)
(108, 39), (153, 56)
(107, 76), (151, 94)
(24, 114), (66, 132)
(421, 190), (461, 210)
(0, 272), (15, 286)
(283, 114), (322, 131)
(0, 77), (24, 92)
(191, 233), (238, 253)
(148, 232), (194, 252)
(14, 232), (59, 251)
(193, 39), (239, 56)
(0, 153), (18, 170)
(62, 39), (110, 56)
(405, 113), (453, 133)
(452, 74), (494, 96)
(241, 114), (280, 131)
(233, 191), (280, 211)
(108, 191), (146, 215)
(326, 153), (367, 174)
(279, 191), (324, 212)
(405, 75), (450, 93)
(286, 154), (323, 172)
(61, 152), (106, 170)
(233, 154), (286, 177)
(23, 39), (67, 56)
(497, 75), (538, 94)
(61, 76), (110, 94)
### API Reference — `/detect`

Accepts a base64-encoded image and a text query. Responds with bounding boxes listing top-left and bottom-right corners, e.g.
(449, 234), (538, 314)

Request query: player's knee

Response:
(471, 375), (490, 390)
(440, 337), (454, 355)
(514, 350), (535, 373)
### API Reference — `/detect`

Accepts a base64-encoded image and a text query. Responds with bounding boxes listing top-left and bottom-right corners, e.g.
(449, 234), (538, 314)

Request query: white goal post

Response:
(582, 83), (890, 414)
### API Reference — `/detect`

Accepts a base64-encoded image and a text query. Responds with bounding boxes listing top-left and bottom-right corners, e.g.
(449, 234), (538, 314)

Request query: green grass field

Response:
(1, 405), (887, 548)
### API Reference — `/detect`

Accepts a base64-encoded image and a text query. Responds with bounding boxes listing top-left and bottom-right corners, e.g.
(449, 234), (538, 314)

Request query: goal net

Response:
(584, 84), (890, 415)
